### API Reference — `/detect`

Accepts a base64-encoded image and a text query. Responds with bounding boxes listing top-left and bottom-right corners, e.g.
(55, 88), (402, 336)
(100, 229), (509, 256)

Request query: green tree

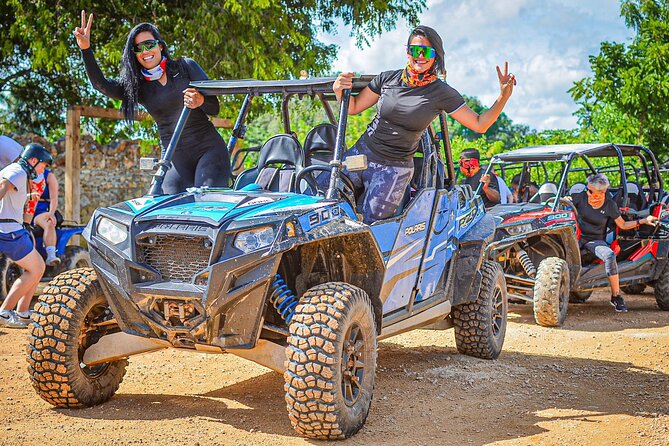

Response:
(1, 0), (424, 137)
(446, 95), (529, 150)
(570, 0), (669, 158)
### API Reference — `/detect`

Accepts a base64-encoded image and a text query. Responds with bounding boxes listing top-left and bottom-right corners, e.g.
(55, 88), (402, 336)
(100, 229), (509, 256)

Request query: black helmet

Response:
(20, 143), (53, 166)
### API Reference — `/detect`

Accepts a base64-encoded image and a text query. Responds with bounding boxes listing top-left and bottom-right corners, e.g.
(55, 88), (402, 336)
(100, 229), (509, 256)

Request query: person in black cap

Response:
(0, 143), (51, 328)
(333, 25), (515, 223)
(459, 148), (501, 207)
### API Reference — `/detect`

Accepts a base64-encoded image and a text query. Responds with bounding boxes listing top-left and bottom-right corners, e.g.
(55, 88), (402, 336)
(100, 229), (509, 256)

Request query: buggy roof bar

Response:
(492, 143), (652, 163)
(191, 76), (375, 96)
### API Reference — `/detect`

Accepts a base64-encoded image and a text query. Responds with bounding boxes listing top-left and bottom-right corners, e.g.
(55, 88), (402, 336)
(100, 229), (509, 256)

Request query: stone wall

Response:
(8, 133), (160, 224)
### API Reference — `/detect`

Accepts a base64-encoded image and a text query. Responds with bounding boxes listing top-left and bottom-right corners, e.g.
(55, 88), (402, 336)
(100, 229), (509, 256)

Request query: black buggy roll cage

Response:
(476, 143), (665, 210)
(147, 77), (372, 198)
(147, 76), (457, 198)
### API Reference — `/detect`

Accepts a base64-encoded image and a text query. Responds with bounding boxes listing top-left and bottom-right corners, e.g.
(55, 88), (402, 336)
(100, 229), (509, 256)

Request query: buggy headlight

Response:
(97, 217), (128, 245)
(506, 223), (533, 236)
(234, 226), (275, 253)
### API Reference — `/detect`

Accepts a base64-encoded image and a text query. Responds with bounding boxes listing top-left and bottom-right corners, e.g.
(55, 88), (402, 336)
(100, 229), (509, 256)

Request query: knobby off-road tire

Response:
(27, 267), (128, 408)
(452, 261), (507, 360)
(533, 257), (570, 327)
(569, 290), (592, 303)
(621, 283), (646, 295)
(63, 246), (92, 271)
(284, 282), (377, 440)
(654, 261), (669, 311)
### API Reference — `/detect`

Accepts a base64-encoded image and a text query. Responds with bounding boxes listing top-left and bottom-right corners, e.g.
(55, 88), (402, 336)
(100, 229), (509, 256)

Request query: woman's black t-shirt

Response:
(572, 191), (621, 242)
(362, 70), (465, 162)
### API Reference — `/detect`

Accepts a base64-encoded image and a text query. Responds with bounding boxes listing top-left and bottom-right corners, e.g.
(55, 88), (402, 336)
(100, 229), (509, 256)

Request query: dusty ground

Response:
(1, 290), (668, 446)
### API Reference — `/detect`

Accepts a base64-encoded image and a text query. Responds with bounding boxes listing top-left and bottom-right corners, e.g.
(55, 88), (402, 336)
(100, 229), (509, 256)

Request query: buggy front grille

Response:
(136, 234), (212, 282)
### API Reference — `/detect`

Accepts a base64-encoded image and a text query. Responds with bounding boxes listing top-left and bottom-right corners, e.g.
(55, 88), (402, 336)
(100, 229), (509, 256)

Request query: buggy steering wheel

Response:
(295, 165), (357, 207)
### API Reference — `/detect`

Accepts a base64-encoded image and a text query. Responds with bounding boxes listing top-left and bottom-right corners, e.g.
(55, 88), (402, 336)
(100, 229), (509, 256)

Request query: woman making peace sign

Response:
(73, 11), (231, 194)
(333, 25), (516, 223)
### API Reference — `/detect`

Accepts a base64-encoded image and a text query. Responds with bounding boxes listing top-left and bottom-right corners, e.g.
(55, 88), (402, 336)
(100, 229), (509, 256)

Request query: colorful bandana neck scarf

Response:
(141, 57), (167, 81)
(401, 64), (438, 88)
(459, 158), (480, 177)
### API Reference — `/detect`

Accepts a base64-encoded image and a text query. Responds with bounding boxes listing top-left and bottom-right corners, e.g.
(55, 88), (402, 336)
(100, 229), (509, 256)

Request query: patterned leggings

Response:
(582, 240), (619, 276)
(343, 140), (414, 224)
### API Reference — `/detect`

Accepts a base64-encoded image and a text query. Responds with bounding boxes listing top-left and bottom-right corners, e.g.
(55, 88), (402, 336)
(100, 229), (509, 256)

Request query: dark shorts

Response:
(0, 229), (35, 261)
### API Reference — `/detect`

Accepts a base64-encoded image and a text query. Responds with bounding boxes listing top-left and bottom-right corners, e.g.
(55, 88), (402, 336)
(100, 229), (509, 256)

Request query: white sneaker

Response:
(0, 312), (28, 329)
(46, 255), (61, 266)
(13, 311), (32, 326)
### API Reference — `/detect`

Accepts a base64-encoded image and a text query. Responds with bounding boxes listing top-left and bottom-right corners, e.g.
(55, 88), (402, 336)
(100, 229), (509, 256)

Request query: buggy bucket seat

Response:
(234, 134), (304, 192)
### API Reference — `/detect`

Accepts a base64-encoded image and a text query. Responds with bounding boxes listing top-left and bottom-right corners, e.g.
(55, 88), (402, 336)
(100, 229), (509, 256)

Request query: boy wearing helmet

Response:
(0, 143), (52, 328)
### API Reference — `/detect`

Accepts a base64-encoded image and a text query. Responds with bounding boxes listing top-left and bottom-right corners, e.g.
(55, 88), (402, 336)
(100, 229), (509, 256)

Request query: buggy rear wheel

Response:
(27, 268), (127, 407)
(533, 257), (570, 327)
(452, 261), (507, 359)
(284, 282), (377, 440)
(654, 262), (669, 311)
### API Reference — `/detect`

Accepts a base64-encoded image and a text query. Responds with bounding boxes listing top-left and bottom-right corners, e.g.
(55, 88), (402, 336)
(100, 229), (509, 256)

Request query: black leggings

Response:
(162, 135), (231, 194)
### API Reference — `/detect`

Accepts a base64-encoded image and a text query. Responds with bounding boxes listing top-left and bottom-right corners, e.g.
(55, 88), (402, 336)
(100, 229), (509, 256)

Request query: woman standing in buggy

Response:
(333, 25), (516, 223)
(74, 11), (231, 194)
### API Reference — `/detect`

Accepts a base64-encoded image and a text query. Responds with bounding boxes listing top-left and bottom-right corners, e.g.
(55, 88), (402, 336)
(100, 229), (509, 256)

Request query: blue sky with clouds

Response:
(320, 0), (634, 131)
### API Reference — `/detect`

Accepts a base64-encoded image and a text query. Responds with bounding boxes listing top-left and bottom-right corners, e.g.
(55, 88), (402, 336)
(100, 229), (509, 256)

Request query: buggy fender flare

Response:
(450, 213), (496, 306)
(272, 217), (385, 333)
(486, 223), (582, 287)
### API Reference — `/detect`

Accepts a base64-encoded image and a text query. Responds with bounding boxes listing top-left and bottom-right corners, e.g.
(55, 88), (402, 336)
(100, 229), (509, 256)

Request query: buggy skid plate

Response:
(82, 332), (286, 373)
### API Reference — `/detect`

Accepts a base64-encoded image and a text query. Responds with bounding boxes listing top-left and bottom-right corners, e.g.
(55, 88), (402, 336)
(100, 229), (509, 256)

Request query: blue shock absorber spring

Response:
(270, 274), (298, 323)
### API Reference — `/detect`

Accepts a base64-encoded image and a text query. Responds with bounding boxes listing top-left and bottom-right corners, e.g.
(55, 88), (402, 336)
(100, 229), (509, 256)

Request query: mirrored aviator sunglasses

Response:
(134, 39), (160, 54)
(407, 45), (436, 59)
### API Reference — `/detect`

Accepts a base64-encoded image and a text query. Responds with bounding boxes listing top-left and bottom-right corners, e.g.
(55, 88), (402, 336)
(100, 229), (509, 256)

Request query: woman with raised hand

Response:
(333, 25), (515, 223)
(73, 10), (230, 194)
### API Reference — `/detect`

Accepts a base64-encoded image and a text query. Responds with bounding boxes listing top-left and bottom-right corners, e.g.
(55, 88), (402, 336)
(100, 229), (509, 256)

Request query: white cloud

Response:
(319, 0), (633, 131)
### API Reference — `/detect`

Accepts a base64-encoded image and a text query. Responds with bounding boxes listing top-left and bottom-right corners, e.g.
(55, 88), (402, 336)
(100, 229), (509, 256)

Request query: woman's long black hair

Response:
(407, 25), (445, 76)
(119, 23), (170, 121)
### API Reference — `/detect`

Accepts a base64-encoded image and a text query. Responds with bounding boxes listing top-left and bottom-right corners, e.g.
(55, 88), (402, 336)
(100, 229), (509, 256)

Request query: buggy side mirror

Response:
(140, 157), (159, 171)
(342, 154), (367, 172)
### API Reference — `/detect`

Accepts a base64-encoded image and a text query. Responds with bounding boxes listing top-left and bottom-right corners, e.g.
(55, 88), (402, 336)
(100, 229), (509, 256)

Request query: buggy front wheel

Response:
(284, 282), (377, 440)
(27, 268), (127, 407)
(533, 257), (570, 326)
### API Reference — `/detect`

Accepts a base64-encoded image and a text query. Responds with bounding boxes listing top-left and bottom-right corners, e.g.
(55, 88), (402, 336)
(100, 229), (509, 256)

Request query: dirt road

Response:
(1, 290), (667, 446)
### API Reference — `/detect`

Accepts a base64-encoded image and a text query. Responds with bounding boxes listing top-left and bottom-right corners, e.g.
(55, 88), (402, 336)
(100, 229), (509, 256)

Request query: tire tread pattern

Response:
(284, 282), (376, 440)
(27, 267), (127, 408)
(654, 262), (669, 310)
(452, 261), (507, 360)
(533, 257), (570, 326)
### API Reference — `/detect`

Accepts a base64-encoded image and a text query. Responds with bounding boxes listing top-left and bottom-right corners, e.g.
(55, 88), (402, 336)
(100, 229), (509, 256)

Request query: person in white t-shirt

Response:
(0, 144), (52, 329)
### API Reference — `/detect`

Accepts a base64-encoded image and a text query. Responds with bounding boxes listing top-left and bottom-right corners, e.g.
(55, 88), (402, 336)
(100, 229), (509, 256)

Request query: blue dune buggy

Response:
(27, 78), (506, 440)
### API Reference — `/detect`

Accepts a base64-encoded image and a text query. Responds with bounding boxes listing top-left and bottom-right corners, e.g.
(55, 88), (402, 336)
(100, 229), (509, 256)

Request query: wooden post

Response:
(65, 106), (81, 223)
(63, 105), (230, 225)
